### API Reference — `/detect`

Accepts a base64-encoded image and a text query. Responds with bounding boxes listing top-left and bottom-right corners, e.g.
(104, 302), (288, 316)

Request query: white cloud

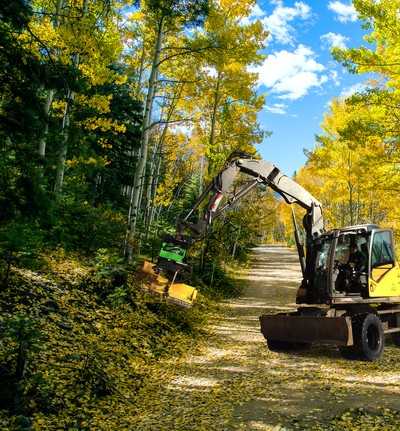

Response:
(240, 3), (266, 25)
(321, 32), (349, 49)
(251, 44), (328, 100)
(340, 82), (367, 99)
(265, 103), (288, 114)
(251, 3), (264, 17)
(329, 69), (341, 86)
(328, 1), (357, 23)
(262, 1), (312, 45)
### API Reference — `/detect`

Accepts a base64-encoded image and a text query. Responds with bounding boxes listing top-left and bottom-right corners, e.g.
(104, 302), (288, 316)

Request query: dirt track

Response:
(135, 246), (400, 430)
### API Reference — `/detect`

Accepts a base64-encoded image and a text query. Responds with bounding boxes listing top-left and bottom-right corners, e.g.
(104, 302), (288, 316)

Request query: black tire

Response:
(392, 332), (400, 346)
(353, 314), (385, 361)
(266, 338), (310, 352)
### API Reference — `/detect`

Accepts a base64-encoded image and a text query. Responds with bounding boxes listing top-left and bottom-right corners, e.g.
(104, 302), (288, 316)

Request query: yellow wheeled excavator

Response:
(140, 152), (400, 361)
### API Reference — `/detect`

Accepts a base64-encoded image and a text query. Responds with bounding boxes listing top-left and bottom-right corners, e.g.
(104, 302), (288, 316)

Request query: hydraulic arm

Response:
(179, 153), (323, 242)
(141, 153), (324, 307)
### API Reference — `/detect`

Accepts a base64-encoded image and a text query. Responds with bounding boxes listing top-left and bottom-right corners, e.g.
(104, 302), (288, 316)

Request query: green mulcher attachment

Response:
(139, 236), (198, 308)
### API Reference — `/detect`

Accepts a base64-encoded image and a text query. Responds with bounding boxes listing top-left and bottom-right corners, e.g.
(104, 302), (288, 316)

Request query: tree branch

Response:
(156, 44), (221, 67)
(147, 117), (193, 131)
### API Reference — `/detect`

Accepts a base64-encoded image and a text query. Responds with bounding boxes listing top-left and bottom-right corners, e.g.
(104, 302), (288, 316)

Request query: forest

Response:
(1, 0), (400, 429)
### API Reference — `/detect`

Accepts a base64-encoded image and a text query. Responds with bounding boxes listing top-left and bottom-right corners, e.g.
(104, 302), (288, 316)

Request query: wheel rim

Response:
(367, 324), (380, 352)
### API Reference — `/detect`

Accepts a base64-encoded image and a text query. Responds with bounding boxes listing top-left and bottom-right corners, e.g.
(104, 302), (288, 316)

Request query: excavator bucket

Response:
(139, 260), (198, 308)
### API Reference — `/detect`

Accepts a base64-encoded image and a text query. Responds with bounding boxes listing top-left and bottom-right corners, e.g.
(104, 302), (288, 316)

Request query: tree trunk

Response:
(143, 140), (158, 238)
(207, 72), (221, 175)
(135, 38), (146, 99)
(126, 18), (164, 260)
(38, 89), (54, 166)
(347, 151), (354, 225)
(232, 226), (241, 258)
(53, 0), (87, 195)
(148, 146), (162, 230)
(54, 91), (73, 195)
(209, 74), (221, 147)
(38, 0), (63, 174)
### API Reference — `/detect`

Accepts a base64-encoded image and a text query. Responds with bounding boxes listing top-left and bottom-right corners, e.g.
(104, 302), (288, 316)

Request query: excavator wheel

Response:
(340, 314), (384, 361)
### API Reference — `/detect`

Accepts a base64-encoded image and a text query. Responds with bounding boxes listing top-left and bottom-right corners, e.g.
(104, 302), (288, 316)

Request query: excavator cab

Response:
(331, 230), (370, 297)
(310, 226), (381, 302)
(310, 224), (399, 302)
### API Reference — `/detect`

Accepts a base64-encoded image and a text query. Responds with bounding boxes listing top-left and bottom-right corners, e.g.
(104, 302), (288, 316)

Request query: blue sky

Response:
(251, 0), (369, 174)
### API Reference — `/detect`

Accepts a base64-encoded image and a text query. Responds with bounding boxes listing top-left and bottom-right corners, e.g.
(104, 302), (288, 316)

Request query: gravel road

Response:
(134, 246), (400, 430)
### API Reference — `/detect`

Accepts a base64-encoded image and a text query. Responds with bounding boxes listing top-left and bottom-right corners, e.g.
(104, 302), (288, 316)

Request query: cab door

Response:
(368, 230), (400, 297)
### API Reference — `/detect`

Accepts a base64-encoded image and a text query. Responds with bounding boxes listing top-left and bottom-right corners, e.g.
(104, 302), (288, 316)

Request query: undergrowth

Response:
(0, 248), (223, 430)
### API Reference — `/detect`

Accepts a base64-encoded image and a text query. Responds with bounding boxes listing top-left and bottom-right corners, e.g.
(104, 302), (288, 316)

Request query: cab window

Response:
(316, 240), (331, 271)
(334, 234), (351, 264)
(371, 231), (394, 268)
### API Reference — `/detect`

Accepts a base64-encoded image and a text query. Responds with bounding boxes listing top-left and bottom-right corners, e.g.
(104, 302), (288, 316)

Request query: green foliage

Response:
(3, 314), (42, 353)
(0, 314), (43, 418)
(93, 248), (127, 299)
(51, 201), (126, 252)
(0, 221), (44, 257)
(106, 286), (129, 308)
(147, 0), (209, 27)
(94, 248), (124, 278)
(194, 260), (242, 299)
(0, 221), (45, 282)
(3, 313), (43, 378)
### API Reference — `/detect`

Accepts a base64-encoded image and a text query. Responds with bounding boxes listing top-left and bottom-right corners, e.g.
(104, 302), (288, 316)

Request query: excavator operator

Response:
(348, 241), (368, 273)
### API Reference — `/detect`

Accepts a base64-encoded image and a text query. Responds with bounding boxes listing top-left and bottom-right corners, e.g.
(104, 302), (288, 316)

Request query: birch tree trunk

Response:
(347, 151), (354, 225)
(54, 0), (87, 195)
(125, 18), (164, 260)
(54, 91), (73, 195)
(38, 0), (63, 173)
(143, 140), (157, 236)
(207, 72), (221, 175)
(199, 155), (204, 194)
(38, 89), (54, 168)
(209, 72), (221, 149)
(135, 38), (146, 99)
(148, 146), (162, 230)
